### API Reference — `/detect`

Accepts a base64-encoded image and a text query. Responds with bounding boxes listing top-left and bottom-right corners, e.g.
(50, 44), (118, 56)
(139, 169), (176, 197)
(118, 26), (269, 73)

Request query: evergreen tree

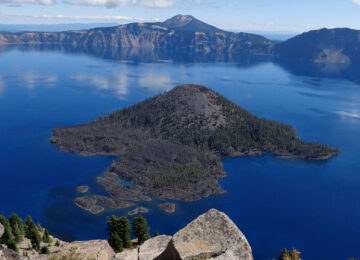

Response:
(108, 232), (123, 253)
(0, 215), (9, 230)
(132, 216), (150, 245)
(25, 216), (37, 239)
(0, 216), (18, 253)
(29, 227), (42, 251)
(7, 239), (18, 253)
(107, 215), (132, 249)
(0, 224), (14, 247)
(11, 224), (23, 243)
(278, 248), (302, 260)
(42, 229), (52, 243)
(9, 214), (24, 235)
(40, 246), (50, 255)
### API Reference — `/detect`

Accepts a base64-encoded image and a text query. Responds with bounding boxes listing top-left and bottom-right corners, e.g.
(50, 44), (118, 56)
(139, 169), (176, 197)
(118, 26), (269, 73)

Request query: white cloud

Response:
(31, 14), (159, 22)
(138, 72), (172, 91)
(18, 72), (58, 89)
(71, 71), (173, 98)
(0, 0), (55, 5)
(66, 0), (202, 8)
(71, 73), (129, 98)
(352, 0), (360, 5)
(1, 0), (205, 8)
(0, 13), (161, 24)
(335, 110), (360, 119)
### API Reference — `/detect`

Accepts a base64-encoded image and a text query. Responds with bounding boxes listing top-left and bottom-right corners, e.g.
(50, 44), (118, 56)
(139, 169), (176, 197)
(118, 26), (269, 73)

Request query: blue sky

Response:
(0, 0), (359, 32)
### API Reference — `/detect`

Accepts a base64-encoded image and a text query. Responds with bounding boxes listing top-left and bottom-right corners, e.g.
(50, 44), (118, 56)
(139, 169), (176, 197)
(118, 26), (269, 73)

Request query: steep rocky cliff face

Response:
(0, 209), (252, 260)
(0, 15), (274, 57)
(0, 224), (3, 238)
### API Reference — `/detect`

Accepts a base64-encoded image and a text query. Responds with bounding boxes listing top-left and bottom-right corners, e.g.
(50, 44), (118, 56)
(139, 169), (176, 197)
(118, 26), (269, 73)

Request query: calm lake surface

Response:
(1, 48), (360, 259)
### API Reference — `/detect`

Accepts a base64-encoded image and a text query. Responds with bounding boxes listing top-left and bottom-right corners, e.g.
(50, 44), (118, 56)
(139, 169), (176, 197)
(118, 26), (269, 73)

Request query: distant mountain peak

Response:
(163, 14), (195, 28)
(162, 14), (225, 33)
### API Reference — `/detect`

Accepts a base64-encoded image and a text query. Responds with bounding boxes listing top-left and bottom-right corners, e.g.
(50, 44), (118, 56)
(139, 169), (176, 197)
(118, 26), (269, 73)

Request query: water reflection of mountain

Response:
(0, 44), (268, 67)
(274, 58), (360, 85)
(2, 45), (360, 86)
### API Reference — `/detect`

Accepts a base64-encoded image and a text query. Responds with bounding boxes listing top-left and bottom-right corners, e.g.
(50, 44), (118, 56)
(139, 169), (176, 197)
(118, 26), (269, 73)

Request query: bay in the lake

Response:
(0, 48), (360, 259)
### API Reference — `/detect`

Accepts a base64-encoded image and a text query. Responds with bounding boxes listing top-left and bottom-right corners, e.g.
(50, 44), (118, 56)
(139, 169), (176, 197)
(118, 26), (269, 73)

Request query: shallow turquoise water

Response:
(0, 49), (360, 259)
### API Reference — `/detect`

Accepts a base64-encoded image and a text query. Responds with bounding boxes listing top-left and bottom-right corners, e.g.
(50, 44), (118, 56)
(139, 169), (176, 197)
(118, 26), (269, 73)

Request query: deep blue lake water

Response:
(1, 48), (360, 259)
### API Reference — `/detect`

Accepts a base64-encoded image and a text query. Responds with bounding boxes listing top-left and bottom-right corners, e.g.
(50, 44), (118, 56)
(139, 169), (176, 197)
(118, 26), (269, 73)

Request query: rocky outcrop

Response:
(35, 240), (114, 260)
(0, 223), (3, 238)
(74, 195), (136, 214)
(74, 197), (104, 214)
(94, 195), (135, 209)
(1, 209), (253, 260)
(115, 248), (138, 260)
(158, 203), (176, 214)
(127, 209), (253, 260)
(171, 209), (253, 260)
(139, 235), (172, 260)
(115, 209), (253, 260)
(128, 207), (149, 216)
(0, 245), (25, 260)
(76, 185), (89, 193)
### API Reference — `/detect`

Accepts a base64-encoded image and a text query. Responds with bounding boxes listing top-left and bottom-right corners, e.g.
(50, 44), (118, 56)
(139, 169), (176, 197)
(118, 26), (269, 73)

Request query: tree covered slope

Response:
(52, 84), (338, 202)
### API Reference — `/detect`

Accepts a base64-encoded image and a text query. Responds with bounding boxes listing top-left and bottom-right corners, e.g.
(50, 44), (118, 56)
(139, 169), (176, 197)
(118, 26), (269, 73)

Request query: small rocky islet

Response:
(158, 203), (176, 214)
(51, 84), (338, 214)
(76, 185), (89, 193)
(128, 207), (149, 216)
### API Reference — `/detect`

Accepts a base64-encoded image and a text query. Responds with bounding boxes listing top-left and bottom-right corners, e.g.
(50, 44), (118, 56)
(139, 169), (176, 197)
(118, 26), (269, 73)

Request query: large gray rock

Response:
(115, 248), (138, 260)
(172, 209), (253, 260)
(139, 235), (172, 260)
(0, 223), (3, 238)
(0, 245), (26, 260)
(210, 250), (236, 259)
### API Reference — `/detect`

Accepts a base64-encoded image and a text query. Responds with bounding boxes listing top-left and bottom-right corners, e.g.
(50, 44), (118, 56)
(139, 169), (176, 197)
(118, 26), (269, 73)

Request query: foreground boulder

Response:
(139, 235), (172, 260)
(117, 209), (252, 260)
(1, 209), (252, 260)
(171, 209), (253, 260)
(0, 245), (24, 260)
(115, 248), (138, 260)
(35, 240), (115, 260)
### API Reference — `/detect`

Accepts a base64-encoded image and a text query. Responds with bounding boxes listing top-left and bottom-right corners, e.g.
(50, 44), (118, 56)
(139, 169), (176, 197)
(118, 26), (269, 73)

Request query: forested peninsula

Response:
(51, 84), (338, 212)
